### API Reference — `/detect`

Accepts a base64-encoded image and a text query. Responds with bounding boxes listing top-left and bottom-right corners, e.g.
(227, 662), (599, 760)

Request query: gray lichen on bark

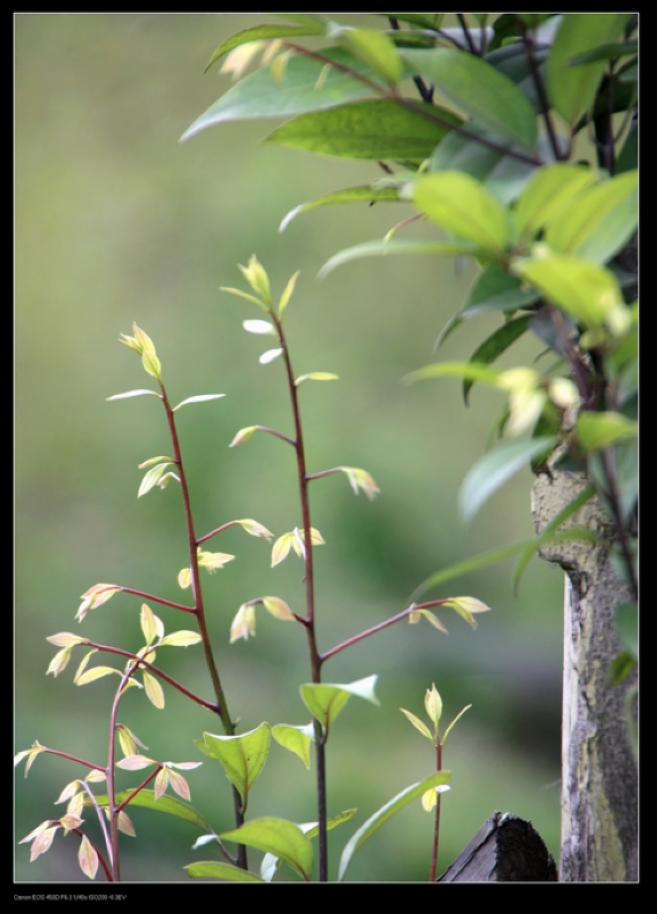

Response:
(531, 465), (637, 881)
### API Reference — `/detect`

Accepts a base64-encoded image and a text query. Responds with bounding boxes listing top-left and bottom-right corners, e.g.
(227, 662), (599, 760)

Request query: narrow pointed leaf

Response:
(514, 163), (599, 239)
(400, 709), (433, 741)
(106, 389), (160, 401)
(159, 630), (203, 647)
(295, 372), (339, 385)
(138, 463), (172, 498)
(463, 315), (532, 403)
(576, 411), (637, 452)
(442, 705), (472, 745)
(259, 348), (283, 364)
(459, 436), (556, 522)
(75, 666), (121, 685)
(220, 817), (313, 882)
(143, 671), (165, 709)
(173, 394), (225, 411)
(203, 24), (326, 73)
(318, 238), (481, 279)
(280, 186), (400, 233)
(78, 834), (98, 880)
(338, 771), (451, 881)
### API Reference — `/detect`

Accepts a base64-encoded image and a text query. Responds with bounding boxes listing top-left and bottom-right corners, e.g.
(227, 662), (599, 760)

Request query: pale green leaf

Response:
(143, 671), (165, 709)
(295, 372), (339, 385)
(172, 394), (225, 412)
(185, 861), (264, 882)
(319, 238), (481, 279)
(513, 163), (599, 239)
(262, 596), (295, 621)
(199, 723), (271, 806)
(400, 708), (433, 742)
(458, 436), (556, 522)
(412, 172), (512, 256)
(46, 632), (86, 647)
(203, 24), (326, 73)
(138, 463), (172, 498)
(280, 186), (400, 233)
(338, 771), (451, 880)
(220, 287), (269, 312)
(89, 789), (211, 832)
(442, 705), (472, 745)
(75, 666), (121, 686)
(402, 48), (537, 149)
(405, 360), (501, 387)
(158, 630), (202, 647)
(300, 675), (380, 731)
(229, 426), (258, 447)
(576, 411), (637, 452)
(332, 26), (403, 84)
(272, 724), (313, 769)
(220, 817), (313, 881)
(106, 389), (160, 401)
(278, 270), (300, 318)
(235, 518), (274, 540)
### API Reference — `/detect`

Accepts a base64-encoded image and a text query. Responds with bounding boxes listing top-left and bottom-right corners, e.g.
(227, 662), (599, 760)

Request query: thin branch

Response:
(37, 746), (105, 772)
(457, 14), (478, 55)
(388, 16), (434, 102)
(115, 587), (196, 615)
(516, 16), (564, 161)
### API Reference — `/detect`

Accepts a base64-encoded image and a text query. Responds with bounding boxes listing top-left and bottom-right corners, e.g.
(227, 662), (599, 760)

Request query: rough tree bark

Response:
(531, 467), (637, 881)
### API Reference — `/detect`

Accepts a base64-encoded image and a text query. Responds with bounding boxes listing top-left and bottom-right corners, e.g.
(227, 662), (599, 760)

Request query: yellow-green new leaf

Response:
(143, 671), (165, 709)
(220, 286), (270, 313)
(186, 861), (264, 882)
(46, 647), (74, 677)
(338, 771), (451, 881)
(46, 632), (87, 647)
(334, 27), (402, 85)
(400, 708), (433, 742)
(339, 466), (380, 499)
(159, 630), (203, 647)
(172, 394), (225, 412)
(230, 603), (256, 643)
(75, 666), (121, 686)
(513, 163), (600, 239)
(262, 596), (296, 621)
(408, 609), (449, 634)
(301, 675), (379, 731)
(272, 724), (313, 769)
(442, 704), (472, 745)
(295, 372), (339, 385)
(278, 270), (300, 318)
(239, 254), (272, 303)
(220, 817), (313, 882)
(138, 463), (172, 498)
(576, 411), (638, 452)
(140, 603), (164, 646)
(412, 172), (512, 257)
(425, 683), (443, 730)
(235, 518), (274, 540)
(199, 723), (271, 808)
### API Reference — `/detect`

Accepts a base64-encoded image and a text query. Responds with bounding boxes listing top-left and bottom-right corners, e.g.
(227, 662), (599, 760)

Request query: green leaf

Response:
(513, 252), (625, 329)
(459, 436), (557, 522)
(338, 771), (451, 881)
(137, 463), (173, 498)
(547, 14), (630, 125)
(400, 708), (433, 742)
(182, 47), (393, 141)
(280, 185), (401, 233)
(608, 650), (637, 687)
(220, 818), (313, 882)
(198, 723), (271, 809)
(272, 724), (313, 769)
(615, 602), (637, 655)
(463, 315), (532, 404)
(513, 163), (599, 239)
(203, 23), (327, 73)
(303, 807), (358, 841)
(295, 372), (339, 385)
(405, 361), (502, 387)
(172, 394), (225, 412)
(576, 411), (637, 452)
(300, 675), (379, 731)
(186, 860), (264, 881)
(385, 14), (444, 31)
(318, 238), (481, 279)
(90, 789), (211, 832)
(442, 704), (472, 745)
(331, 27), (403, 84)
(264, 99), (460, 160)
(567, 40), (637, 65)
(412, 172), (512, 256)
(545, 170), (637, 264)
(402, 48), (538, 149)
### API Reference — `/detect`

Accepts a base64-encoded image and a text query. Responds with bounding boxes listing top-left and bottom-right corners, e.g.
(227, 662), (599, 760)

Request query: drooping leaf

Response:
(272, 724), (313, 769)
(463, 315), (532, 404)
(203, 23), (327, 73)
(300, 675), (379, 731)
(402, 48), (538, 149)
(265, 99), (461, 160)
(513, 163), (600, 240)
(280, 185), (400, 233)
(338, 771), (451, 881)
(182, 46), (395, 141)
(185, 860), (264, 882)
(198, 723), (271, 807)
(318, 238), (482, 279)
(412, 172), (513, 256)
(220, 817), (313, 882)
(547, 14), (630, 125)
(458, 436), (556, 522)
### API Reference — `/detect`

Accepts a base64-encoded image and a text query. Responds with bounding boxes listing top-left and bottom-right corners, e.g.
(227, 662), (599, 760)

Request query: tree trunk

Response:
(531, 468), (637, 881)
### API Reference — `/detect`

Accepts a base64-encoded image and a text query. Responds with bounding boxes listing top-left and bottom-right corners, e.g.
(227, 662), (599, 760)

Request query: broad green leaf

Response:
(513, 252), (626, 330)
(198, 723), (271, 807)
(547, 14), (629, 125)
(106, 389), (160, 401)
(300, 675), (379, 731)
(172, 394), (225, 411)
(185, 861), (264, 882)
(458, 436), (557, 522)
(272, 724), (313, 769)
(332, 26), (403, 84)
(303, 807), (358, 841)
(264, 99), (460, 160)
(182, 47), (394, 141)
(463, 316), (532, 404)
(514, 163), (599, 239)
(403, 48), (537, 149)
(220, 817), (313, 882)
(338, 771), (451, 881)
(576, 411), (637, 452)
(318, 238), (482, 279)
(412, 172), (512, 256)
(280, 185), (400, 233)
(545, 170), (637, 264)
(203, 24), (327, 73)
(567, 40), (637, 66)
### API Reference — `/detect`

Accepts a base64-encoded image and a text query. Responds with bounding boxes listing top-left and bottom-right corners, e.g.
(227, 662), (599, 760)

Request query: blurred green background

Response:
(16, 13), (564, 882)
